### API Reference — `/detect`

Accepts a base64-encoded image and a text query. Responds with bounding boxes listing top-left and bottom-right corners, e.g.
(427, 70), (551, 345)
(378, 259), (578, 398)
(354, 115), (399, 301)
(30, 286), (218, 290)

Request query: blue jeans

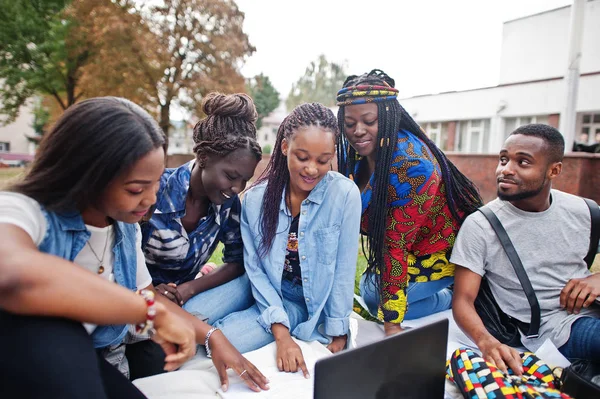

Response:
(359, 273), (453, 320)
(558, 316), (600, 362)
(182, 273), (255, 324)
(213, 279), (309, 354)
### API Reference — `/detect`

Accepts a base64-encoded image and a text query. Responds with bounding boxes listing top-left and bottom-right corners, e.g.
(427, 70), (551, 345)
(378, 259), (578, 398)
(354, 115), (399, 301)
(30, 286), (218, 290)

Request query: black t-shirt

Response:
(282, 214), (302, 284)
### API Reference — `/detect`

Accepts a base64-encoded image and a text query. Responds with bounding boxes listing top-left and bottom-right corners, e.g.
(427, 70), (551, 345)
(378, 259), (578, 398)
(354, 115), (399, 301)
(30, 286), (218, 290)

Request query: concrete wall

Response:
(499, 1), (600, 84)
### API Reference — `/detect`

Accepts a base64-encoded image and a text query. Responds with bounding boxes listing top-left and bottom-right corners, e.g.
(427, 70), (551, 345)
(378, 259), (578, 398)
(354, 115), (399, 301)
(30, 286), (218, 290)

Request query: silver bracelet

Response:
(204, 327), (219, 358)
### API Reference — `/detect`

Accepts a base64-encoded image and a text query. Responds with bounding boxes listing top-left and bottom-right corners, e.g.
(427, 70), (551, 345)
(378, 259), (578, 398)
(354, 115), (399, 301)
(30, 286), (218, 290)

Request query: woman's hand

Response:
(208, 329), (270, 392)
(326, 335), (347, 353)
(275, 335), (310, 378)
(151, 302), (196, 371)
(156, 283), (184, 306)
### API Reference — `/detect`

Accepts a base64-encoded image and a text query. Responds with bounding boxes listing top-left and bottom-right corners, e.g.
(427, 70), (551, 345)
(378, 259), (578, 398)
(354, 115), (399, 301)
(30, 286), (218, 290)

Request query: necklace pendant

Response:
(97, 265), (105, 274)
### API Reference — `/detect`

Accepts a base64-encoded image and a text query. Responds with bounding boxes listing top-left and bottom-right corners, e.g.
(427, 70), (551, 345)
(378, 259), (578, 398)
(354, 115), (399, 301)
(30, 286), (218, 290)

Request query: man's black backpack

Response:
(473, 198), (600, 347)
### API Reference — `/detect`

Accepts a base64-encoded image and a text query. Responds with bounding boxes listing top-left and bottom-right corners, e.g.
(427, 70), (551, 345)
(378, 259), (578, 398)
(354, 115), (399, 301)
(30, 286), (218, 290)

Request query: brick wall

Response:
(167, 152), (600, 204)
(447, 152), (600, 204)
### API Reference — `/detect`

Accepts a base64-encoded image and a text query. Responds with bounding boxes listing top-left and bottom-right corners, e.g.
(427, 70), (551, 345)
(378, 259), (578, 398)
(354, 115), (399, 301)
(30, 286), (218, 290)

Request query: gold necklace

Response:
(86, 230), (110, 275)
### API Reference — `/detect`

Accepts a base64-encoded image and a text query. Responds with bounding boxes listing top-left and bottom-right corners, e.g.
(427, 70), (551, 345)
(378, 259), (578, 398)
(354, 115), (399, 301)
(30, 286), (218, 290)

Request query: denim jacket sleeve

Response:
(323, 183), (361, 337)
(240, 193), (290, 332)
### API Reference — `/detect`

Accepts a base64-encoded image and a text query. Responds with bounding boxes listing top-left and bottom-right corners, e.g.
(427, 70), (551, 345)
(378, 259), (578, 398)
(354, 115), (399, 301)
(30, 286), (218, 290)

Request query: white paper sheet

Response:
(534, 339), (571, 368)
(217, 339), (324, 399)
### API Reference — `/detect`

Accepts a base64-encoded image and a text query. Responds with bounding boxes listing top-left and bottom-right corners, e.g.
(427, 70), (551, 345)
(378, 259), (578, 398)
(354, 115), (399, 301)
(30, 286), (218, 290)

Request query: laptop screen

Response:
(313, 319), (449, 399)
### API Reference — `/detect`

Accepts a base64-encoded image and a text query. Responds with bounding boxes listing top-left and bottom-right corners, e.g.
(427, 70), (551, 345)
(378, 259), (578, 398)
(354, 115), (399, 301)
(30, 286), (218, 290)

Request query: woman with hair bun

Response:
(142, 92), (263, 325)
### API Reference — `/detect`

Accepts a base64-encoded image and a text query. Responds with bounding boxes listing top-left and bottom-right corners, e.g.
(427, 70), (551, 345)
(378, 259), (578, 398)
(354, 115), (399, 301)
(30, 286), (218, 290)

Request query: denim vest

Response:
(38, 208), (138, 349)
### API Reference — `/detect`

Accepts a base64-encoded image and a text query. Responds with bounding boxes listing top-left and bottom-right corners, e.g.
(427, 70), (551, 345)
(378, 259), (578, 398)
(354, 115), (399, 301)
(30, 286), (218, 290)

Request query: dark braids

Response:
(255, 103), (339, 257)
(336, 69), (483, 285)
(193, 92), (262, 163)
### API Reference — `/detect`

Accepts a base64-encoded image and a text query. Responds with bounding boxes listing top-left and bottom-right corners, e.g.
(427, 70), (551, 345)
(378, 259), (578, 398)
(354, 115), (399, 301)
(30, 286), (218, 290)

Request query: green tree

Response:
(0, 0), (74, 123)
(31, 101), (50, 135)
(0, 0), (142, 124)
(123, 0), (255, 136)
(261, 143), (272, 155)
(286, 55), (347, 110)
(247, 73), (279, 129)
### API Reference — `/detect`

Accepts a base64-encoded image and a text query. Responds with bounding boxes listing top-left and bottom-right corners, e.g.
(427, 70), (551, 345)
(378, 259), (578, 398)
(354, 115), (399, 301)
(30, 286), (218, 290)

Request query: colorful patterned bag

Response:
(446, 348), (571, 399)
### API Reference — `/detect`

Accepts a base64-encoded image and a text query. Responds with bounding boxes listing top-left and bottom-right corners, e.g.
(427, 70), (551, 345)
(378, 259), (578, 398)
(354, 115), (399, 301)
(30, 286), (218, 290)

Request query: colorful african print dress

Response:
(358, 129), (460, 324)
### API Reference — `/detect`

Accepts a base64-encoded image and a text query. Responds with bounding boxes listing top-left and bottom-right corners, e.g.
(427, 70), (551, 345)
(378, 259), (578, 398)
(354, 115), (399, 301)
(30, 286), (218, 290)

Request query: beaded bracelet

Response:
(204, 326), (220, 358)
(136, 289), (157, 336)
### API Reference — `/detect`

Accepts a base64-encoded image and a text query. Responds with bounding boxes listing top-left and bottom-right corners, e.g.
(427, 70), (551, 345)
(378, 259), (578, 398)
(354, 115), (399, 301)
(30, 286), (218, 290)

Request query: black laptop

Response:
(313, 319), (449, 399)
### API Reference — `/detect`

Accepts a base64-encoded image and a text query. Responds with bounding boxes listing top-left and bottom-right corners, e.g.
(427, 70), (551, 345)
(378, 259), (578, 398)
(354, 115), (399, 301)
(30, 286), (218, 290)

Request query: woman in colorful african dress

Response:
(336, 69), (483, 336)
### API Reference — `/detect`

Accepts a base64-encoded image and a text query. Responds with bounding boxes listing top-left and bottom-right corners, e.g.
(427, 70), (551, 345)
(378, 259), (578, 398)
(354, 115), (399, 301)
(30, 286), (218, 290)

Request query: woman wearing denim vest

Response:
(0, 97), (268, 399)
(141, 93), (262, 325)
(213, 103), (362, 377)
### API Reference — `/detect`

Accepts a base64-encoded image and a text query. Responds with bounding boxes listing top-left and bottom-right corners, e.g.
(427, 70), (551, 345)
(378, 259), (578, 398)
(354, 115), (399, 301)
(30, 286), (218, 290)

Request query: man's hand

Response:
(560, 273), (600, 314)
(326, 335), (347, 353)
(478, 336), (523, 375)
(384, 321), (404, 336)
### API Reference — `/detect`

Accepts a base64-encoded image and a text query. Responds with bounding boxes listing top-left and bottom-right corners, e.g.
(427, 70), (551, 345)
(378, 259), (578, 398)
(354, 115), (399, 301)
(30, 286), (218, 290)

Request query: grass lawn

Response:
(0, 167), (26, 189)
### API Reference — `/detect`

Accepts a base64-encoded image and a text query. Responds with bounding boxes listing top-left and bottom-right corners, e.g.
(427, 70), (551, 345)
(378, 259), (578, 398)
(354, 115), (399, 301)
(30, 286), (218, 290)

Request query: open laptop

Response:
(313, 319), (449, 399)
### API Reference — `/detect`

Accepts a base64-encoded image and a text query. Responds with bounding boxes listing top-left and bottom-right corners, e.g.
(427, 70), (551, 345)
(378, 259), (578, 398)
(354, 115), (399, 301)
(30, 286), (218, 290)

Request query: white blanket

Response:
(134, 310), (476, 399)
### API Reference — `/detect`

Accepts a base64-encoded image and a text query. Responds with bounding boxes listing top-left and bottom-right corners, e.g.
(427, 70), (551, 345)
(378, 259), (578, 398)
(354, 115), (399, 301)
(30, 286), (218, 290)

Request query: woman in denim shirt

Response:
(142, 93), (262, 325)
(213, 103), (361, 376)
(0, 97), (268, 398)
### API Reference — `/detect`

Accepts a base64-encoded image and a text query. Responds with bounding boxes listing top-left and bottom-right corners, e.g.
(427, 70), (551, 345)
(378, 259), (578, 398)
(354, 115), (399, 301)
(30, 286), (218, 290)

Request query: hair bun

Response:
(202, 92), (257, 123)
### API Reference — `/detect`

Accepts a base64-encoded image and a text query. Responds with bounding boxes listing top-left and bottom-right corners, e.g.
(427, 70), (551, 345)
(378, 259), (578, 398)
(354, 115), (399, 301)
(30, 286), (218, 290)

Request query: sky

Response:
(236, 0), (573, 100)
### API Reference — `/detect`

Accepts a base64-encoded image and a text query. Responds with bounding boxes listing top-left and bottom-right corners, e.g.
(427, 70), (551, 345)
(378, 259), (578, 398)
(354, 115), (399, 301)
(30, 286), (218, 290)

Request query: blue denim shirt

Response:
(141, 160), (244, 285)
(241, 172), (361, 342)
(38, 208), (138, 349)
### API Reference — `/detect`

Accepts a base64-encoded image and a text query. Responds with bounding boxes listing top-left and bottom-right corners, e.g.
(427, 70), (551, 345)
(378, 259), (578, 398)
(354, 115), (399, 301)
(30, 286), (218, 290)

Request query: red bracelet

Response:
(136, 289), (157, 336)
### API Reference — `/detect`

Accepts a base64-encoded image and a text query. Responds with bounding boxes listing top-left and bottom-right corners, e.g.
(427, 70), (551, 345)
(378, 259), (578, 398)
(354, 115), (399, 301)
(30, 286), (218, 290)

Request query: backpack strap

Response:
(582, 198), (600, 269)
(478, 207), (541, 339)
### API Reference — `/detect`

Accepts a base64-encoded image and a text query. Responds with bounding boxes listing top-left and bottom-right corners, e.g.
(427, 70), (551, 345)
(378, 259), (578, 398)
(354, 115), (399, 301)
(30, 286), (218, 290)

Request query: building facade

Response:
(0, 102), (36, 157)
(400, 1), (600, 153)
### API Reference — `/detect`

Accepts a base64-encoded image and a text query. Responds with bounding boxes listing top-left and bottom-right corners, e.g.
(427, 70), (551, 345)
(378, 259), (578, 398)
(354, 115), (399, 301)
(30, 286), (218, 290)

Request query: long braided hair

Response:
(254, 103), (339, 257)
(336, 69), (482, 283)
(193, 92), (262, 164)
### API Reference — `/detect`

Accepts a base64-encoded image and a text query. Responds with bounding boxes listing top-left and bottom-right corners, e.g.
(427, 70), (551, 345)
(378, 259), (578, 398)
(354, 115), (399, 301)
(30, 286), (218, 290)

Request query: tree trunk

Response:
(66, 73), (77, 107)
(159, 102), (170, 151)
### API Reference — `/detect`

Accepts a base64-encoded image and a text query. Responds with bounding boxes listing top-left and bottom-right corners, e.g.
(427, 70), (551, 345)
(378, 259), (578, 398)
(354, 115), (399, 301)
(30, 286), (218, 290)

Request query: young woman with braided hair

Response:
(212, 103), (361, 376)
(141, 92), (262, 326)
(336, 69), (483, 336)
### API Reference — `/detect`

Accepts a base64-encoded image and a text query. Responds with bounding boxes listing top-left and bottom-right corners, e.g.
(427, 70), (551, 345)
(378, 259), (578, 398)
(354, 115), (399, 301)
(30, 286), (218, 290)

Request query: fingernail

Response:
(222, 384), (228, 392)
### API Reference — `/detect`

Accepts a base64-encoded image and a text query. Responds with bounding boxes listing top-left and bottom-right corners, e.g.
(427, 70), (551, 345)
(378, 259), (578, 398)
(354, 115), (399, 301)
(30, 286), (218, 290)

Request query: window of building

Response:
(422, 122), (449, 151)
(504, 115), (549, 139)
(581, 112), (600, 143)
(0, 142), (10, 152)
(456, 119), (491, 153)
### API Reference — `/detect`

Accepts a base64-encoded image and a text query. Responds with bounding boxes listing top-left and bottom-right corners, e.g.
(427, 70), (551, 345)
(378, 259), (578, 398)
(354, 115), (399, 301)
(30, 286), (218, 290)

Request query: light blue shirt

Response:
(241, 171), (362, 341)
